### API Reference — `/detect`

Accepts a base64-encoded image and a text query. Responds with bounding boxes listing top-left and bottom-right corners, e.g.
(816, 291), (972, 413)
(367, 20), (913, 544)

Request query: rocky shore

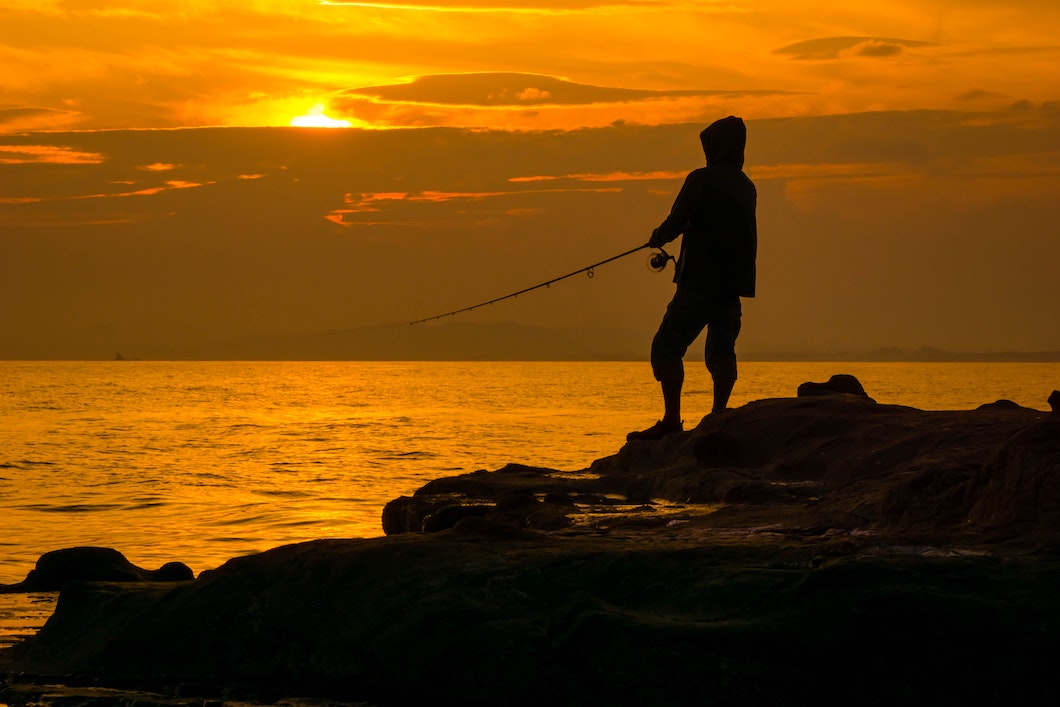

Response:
(2, 378), (1059, 706)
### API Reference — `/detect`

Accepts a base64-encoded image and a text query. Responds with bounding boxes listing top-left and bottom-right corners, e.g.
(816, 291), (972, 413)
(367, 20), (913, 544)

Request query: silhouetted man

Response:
(628, 116), (757, 441)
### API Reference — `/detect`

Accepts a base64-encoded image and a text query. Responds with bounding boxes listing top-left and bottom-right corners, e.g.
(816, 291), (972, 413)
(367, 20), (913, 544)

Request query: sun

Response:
(290, 103), (353, 128)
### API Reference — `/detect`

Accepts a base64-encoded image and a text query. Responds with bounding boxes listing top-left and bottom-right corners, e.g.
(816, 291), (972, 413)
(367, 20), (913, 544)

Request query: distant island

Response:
(742, 345), (1060, 363)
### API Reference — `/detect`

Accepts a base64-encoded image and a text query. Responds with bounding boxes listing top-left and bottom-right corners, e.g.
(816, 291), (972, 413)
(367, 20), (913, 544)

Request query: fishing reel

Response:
(647, 247), (675, 273)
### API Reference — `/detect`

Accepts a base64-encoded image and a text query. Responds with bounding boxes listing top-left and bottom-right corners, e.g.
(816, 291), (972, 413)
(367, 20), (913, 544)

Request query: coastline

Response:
(3, 382), (1059, 705)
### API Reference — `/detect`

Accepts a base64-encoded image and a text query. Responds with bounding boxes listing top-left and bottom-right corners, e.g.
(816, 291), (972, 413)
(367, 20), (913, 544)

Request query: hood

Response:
(700, 116), (746, 168)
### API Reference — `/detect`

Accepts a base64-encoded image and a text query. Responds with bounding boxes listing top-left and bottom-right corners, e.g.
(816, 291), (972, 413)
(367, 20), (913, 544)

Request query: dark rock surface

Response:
(384, 390), (1058, 544)
(0, 547), (194, 594)
(3, 378), (1060, 706)
(4, 535), (1059, 707)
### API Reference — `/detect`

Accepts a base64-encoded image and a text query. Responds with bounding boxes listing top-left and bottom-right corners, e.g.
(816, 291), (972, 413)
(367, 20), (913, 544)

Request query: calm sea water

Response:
(1, 360), (1057, 587)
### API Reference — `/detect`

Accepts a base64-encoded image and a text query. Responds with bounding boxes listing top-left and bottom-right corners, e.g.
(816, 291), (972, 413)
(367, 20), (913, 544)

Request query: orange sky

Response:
(1, 1), (1059, 358)
(4, 0), (1059, 131)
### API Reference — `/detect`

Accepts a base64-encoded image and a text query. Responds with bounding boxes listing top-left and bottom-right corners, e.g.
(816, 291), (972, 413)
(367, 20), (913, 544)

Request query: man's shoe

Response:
(626, 419), (683, 442)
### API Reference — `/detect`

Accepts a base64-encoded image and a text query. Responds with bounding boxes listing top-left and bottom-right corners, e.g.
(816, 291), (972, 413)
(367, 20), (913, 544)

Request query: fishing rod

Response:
(409, 244), (674, 325)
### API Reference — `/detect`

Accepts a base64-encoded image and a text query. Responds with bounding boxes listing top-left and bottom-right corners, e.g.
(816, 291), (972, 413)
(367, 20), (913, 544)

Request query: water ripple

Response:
(18, 503), (124, 513)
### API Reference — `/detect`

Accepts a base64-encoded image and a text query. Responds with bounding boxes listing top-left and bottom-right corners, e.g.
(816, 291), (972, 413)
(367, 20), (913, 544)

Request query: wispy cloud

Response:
(510, 170), (685, 183)
(325, 72), (789, 129)
(318, 1), (684, 14)
(749, 162), (901, 180)
(774, 36), (938, 60)
(339, 73), (771, 106)
(0, 106), (82, 131)
(0, 144), (104, 164)
(327, 185), (622, 225)
(1, 179), (211, 208)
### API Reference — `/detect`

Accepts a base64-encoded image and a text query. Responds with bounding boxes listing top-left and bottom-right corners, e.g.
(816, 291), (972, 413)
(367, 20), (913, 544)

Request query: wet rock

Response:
(493, 490), (539, 512)
(421, 503), (491, 533)
(1049, 390), (1059, 413)
(964, 416), (1060, 538)
(450, 516), (546, 540)
(720, 479), (795, 504)
(542, 491), (576, 506)
(0, 682), (220, 707)
(381, 493), (483, 534)
(0, 547), (193, 594)
(487, 492), (573, 531)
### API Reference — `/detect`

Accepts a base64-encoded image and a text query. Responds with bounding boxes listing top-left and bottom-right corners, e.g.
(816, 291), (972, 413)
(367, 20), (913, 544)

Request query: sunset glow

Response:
(3, 1), (1058, 132)
(290, 104), (354, 128)
(0, 0), (1057, 359)
(4, 13), (1060, 707)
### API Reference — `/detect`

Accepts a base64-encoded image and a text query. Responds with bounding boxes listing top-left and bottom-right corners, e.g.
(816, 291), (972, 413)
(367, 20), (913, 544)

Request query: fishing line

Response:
(409, 244), (674, 325)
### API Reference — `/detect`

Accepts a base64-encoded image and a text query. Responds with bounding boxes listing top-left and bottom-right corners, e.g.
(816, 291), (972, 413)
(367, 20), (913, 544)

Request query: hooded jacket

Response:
(652, 116), (757, 298)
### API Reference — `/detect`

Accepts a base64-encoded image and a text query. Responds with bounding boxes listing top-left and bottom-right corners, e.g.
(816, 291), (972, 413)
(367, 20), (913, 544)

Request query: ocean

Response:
(3, 360), (1058, 583)
(1, 360), (1057, 645)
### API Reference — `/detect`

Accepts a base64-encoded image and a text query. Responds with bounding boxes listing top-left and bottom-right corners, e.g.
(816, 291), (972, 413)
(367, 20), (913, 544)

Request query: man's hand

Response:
(647, 227), (666, 249)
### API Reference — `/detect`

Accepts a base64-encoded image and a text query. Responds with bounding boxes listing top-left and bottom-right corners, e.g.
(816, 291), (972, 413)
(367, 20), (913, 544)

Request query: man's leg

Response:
(628, 289), (709, 441)
(712, 376), (736, 413)
(661, 378), (683, 426)
(704, 297), (742, 414)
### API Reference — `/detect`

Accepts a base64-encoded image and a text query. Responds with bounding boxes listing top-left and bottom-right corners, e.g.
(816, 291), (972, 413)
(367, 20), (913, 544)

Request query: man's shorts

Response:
(650, 287), (742, 382)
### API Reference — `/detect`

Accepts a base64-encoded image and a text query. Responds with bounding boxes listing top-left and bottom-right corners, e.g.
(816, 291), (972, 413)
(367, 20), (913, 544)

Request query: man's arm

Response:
(647, 171), (699, 248)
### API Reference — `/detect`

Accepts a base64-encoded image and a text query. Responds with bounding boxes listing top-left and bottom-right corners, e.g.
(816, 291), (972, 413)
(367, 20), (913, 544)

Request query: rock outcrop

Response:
(796, 372), (875, 401)
(383, 388), (1057, 544)
(0, 547), (194, 594)
(3, 377), (1060, 707)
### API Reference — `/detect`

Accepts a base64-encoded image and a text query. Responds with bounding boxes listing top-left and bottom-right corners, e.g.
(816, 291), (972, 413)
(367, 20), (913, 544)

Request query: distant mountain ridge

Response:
(743, 347), (1060, 363)
(177, 321), (650, 361)
(163, 323), (1060, 362)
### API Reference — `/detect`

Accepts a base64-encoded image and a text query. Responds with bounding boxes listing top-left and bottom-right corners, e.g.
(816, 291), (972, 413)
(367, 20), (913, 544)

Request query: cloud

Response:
(855, 41), (904, 58)
(327, 185), (622, 226)
(0, 106), (81, 131)
(318, 0), (674, 12)
(2, 109), (1059, 359)
(337, 72), (767, 107)
(5, 1), (1058, 135)
(962, 45), (1060, 57)
(774, 36), (937, 60)
(509, 170), (686, 183)
(955, 89), (1006, 102)
(325, 72), (791, 129)
(0, 144), (104, 165)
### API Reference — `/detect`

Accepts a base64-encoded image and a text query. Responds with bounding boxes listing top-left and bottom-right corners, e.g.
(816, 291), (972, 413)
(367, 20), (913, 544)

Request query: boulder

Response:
(796, 373), (876, 401)
(0, 547), (193, 593)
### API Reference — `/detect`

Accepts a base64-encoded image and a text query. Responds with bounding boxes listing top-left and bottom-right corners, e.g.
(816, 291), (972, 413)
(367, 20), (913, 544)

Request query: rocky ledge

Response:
(2, 378), (1059, 706)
